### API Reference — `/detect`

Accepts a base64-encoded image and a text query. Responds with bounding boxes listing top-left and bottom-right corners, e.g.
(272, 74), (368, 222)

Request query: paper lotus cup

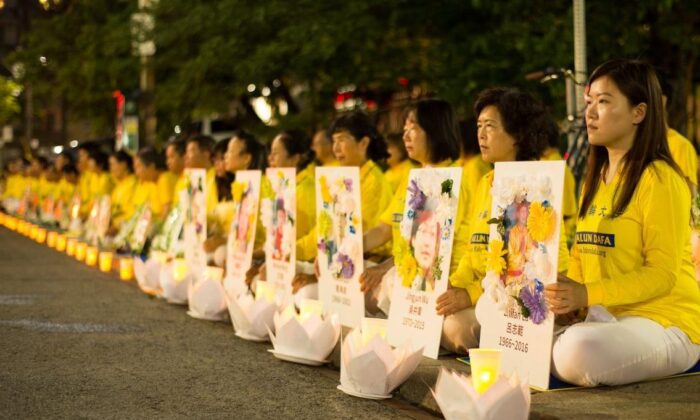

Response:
(268, 305), (340, 364)
(226, 292), (276, 342)
(431, 368), (530, 420)
(339, 328), (423, 399)
(160, 261), (192, 305)
(187, 278), (228, 321)
(134, 257), (161, 296)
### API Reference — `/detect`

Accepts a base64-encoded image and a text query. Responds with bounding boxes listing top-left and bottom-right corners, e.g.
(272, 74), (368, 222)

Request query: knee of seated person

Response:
(441, 311), (479, 354)
(552, 325), (608, 386)
(213, 245), (226, 267)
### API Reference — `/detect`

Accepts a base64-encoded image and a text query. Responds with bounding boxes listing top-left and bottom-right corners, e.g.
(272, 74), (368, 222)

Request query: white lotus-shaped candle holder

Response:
(339, 327), (423, 399)
(431, 368), (530, 420)
(188, 267), (228, 321)
(160, 259), (192, 304)
(268, 304), (340, 365)
(226, 286), (277, 342)
(134, 255), (165, 296)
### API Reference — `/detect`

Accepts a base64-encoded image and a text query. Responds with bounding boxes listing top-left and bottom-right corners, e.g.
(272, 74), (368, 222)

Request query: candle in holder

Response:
(119, 257), (134, 281)
(299, 299), (324, 321)
(152, 251), (168, 264)
(469, 348), (502, 394)
(255, 281), (277, 303)
(66, 238), (77, 256)
(30, 224), (39, 240)
(85, 246), (98, 266)
(56, 234), (67, 252)
(173, 258), (188, 283)
(75, 242), (87, 261)
(361, 317), (387, 345)
(206, 266), (224, 282)
(99, 251), (113, 272)
(35, 228), (47, 244)
(46, 231), (58, 248)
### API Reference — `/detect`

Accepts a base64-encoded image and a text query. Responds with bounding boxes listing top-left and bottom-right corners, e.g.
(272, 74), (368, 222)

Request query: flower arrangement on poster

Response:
(317, 174), (361, 281)
(482, 174), (558, 325)
(261, 170), (295, 263)
(387, 168), (461, 359)
(395, 177), (455, 292)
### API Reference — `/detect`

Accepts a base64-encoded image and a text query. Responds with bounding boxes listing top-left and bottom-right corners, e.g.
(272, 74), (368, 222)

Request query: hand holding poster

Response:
(261, 168), (296, 303)
(477, 161), (565, 390)
(224, 170), (262, 297)
(387, 167), (462, 358)
(315, 167), (364, 327)
(184, 169), (207, 282)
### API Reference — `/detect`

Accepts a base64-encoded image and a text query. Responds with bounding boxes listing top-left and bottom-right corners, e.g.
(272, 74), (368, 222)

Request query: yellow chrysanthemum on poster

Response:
(319, 176), (333, 203)
(232, 182), (246, 202)
(484, 239), (507, 274)
(399, 253), (418, 287)
(527, 201), (557, 242)
(319, 211), (333, 239)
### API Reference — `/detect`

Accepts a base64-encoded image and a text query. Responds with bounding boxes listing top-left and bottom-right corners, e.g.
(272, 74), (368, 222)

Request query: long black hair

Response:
(579, 59), (683, 219)
(408, 99), (461, 163)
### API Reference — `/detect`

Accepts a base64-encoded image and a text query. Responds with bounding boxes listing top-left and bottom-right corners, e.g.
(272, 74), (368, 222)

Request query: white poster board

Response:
(262, 168), (296, 303)
(184, 169), (207, 282)
(387, 168), (462, 358)
(477, 161), (565, 390)
(316, 167), (364, 327)
(224, 170), (262, 297)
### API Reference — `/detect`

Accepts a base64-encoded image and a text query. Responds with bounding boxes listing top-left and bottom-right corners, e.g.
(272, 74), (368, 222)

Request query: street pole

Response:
(573, 0), (587, 116)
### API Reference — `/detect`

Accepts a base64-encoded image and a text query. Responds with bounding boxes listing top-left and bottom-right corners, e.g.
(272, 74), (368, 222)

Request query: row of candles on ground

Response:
(1, 212), (518, 415)
(0, 213), (192, 284)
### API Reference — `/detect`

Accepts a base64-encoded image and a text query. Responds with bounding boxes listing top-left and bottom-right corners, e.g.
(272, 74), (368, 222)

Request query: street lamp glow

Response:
(174, 125), (181, 134)
(247, 84), (256, 93)
(69, 140), (79, 148)
(261, 87), (271, 97)
(53, 145), (64, 154)
(39, 56), (47, 66)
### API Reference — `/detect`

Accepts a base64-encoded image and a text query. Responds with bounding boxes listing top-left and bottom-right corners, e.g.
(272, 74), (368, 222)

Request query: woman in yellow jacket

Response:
(108, 151), (137, 229)
(127, 148), (164, 221)
(292, 112), (393, 298)
(445, 88), (570, 353)
(546, 60), (700, 386)
(360, 99), (474, 318)
(85, 149), (114, 215)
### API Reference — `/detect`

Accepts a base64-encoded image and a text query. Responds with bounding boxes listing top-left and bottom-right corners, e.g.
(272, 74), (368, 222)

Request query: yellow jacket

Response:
(157, 171), (180, 211)
(457, 154), (492, 195)
(56, 178), (76, 203)
(668, 128), (698, 186)
(110, 175), (137, 227)
(450, 170), (569, 302)
(125, 180), (162, 220)
(172, 173), (188, 207)
(569, 161), (700, 343)
(385, 159), (417, 194)
(2, 174), (26, 199)
(296, 160), (392, 261)
(296, 163), (317, 240)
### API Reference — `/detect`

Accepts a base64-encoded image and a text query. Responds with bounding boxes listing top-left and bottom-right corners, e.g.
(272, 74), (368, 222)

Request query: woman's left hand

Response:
(436, 287), (472, 316)
(544, 274), (588, 314)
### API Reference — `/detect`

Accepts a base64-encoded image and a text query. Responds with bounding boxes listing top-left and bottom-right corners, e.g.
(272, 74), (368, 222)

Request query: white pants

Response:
(552, 311), (700, 387)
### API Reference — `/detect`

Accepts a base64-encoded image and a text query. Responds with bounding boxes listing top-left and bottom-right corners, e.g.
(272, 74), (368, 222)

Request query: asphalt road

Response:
(0, 227), (434, 419)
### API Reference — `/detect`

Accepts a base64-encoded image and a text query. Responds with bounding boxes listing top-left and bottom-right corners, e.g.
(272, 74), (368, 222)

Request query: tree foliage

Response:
(8, 0), (700, 141)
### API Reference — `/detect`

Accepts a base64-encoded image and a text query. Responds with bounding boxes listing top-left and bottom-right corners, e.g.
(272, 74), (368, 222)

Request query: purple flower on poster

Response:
(520, 280), (547, 324)
(337, 253), (354, 279)
(408, 180), (426, 211)
(343, 178), (353, 192)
